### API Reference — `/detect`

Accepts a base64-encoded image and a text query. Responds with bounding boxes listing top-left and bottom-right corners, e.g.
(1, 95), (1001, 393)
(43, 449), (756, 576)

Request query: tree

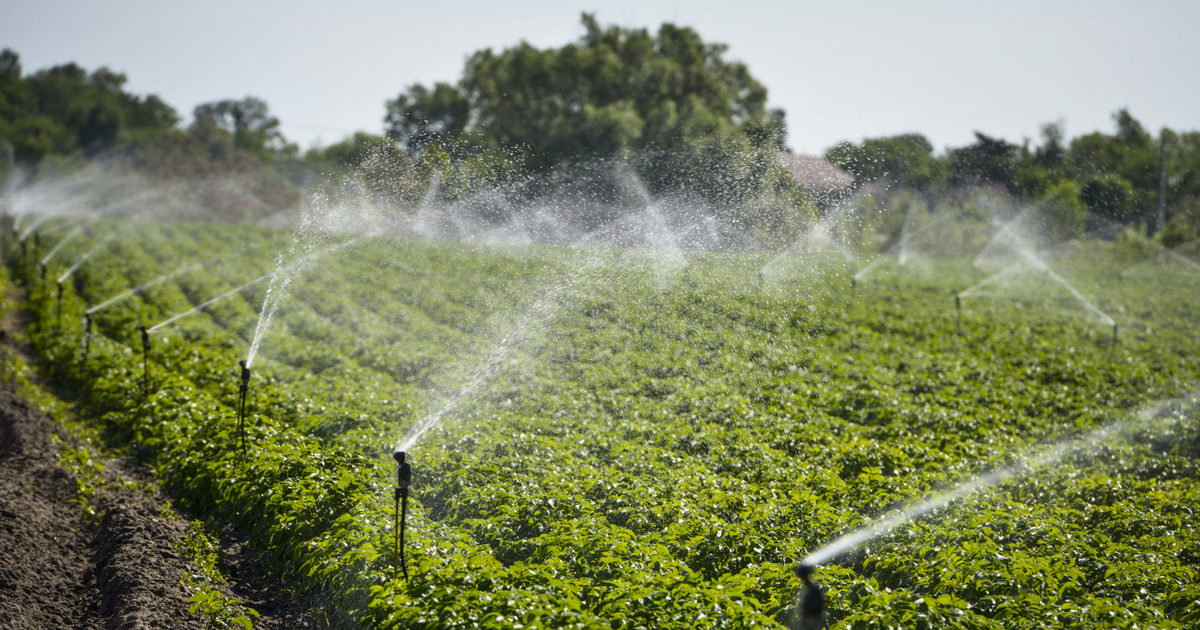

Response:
(1036, 180), (1087, 243)
(1079, 174), (1134, 222)
(1034, 121), (1066, 169)
(384, 83), (470, 157)
(191, 96), (282, 155)
(825, 133), (947, 192)
(0, 50), (179, 161)
(384, 13), (787, 207)
(949, 131), (1018, 189)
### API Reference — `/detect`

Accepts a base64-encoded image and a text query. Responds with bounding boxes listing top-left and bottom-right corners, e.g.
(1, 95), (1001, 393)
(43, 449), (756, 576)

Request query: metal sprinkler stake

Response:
(139, 326), (150, 398)
(393, 449), (412, 581)
(237, 360), (251, 456)
(82, 314), (92, 364)
(792, 563), (826, 628)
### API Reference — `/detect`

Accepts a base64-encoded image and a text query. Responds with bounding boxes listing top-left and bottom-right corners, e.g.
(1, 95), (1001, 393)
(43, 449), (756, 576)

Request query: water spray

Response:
(393, 449), (412, 581)
(87, 262), (202, 316)
(139, 325), (150, 398)
(237, 360), (251, 457)
(798, 401), (1188, 569)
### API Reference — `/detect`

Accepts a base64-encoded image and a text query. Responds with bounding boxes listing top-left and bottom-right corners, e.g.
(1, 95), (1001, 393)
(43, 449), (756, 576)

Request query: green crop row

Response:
(6, 216), (1199, 628)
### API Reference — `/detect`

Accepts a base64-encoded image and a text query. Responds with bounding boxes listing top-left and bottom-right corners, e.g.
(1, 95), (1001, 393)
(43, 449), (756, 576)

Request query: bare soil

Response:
(0, 286), (317, 629)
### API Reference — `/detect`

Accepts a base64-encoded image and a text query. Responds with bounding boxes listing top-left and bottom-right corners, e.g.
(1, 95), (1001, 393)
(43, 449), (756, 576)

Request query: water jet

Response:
(87, 263), (201, 316)
(799, 400), (1182, 568)
(147, 273), (271, 334)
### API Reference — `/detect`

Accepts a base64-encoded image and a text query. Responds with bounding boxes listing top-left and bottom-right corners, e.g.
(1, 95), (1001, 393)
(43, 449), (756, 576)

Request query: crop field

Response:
(5, 213), (1200, 628)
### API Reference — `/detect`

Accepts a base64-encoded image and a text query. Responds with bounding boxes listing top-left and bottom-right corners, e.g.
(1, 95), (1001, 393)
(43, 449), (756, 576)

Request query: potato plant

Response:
(6, 219), (1199, 628)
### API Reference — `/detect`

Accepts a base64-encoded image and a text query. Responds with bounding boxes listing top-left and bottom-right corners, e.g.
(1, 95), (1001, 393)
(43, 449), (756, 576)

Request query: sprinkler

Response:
(393, 449), (412, 581)
(139, 325), (150, 398)
(237, 360), (251, 456)
(792, 563), (826, 628)
(1112, 322), (1118, 345)
(55, 282), (63, 327)
(81, 314), (92, 365)
(40, 262), (46, 281)
(955, 294), (961, 332)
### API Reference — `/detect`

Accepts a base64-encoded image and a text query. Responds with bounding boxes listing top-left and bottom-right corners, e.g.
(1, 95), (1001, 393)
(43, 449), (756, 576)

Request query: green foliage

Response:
(1157, 214), (1198, 248)
(1035, 180), (1087, 243)
(384, 14), (788, 209)
(0, 50), (179, 161)
(190, 97), (283, 158)
(949, 132), (1019, 189)
(1080, 174), (1135, 222)
(56, 441), (106, 523)
(384, 83), (471, 157)
(174, 518), (261, 630)
(825, 134), (948, 193)
(6, 216), (1200, 628)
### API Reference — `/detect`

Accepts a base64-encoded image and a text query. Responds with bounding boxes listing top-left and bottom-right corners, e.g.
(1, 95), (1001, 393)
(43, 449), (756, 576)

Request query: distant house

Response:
(777, 151), (854, 202)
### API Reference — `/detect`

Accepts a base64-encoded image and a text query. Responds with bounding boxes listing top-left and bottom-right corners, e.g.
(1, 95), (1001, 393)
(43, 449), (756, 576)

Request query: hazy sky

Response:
(3, 0), (1198, 155)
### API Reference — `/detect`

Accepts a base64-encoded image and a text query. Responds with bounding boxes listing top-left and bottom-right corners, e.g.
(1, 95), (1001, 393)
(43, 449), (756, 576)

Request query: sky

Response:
(3, 0), (1199, 156)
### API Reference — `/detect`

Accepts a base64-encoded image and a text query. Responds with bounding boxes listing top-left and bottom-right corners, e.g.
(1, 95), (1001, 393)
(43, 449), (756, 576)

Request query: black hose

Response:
(395, 487), (409, 581)
(140, 326), (149, 398)
(81, 315), (92, 365)
(393, 490), (400, 579)
(238, 361), (251, 457)
(400, 491), (409, 581)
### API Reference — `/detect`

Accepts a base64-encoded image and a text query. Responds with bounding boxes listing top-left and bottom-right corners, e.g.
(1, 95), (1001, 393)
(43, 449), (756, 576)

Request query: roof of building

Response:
(777, 151), (854, 196)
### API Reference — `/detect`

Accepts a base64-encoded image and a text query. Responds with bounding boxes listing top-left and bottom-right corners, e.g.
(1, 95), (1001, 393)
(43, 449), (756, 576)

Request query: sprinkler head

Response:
(394, 450), (412, 490)
(139, 325), (149, 348)
(239, 359), (251, 387)
(793, 563), (816, 578)
(84, 313), (92, 332)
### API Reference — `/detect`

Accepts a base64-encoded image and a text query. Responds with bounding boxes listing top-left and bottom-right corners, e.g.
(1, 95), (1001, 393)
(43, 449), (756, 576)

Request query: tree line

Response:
(1, 13), (1197, 246)
(825, 112), (1199, 246)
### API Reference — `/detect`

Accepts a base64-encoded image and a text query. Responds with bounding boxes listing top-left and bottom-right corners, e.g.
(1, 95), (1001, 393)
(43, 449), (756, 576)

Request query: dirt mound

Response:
(0, 389), (203, 629)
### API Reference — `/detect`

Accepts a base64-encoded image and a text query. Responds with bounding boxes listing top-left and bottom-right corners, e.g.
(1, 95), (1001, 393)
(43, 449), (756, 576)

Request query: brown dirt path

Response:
(0, 388), (202, 630)
(0, 283), (317, 629)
